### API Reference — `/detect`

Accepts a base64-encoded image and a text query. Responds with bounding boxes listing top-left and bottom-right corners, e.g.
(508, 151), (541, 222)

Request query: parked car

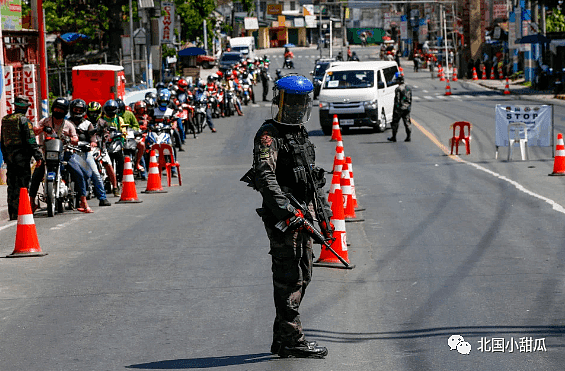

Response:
(318, 61), (400, 134)
(218, 52), (244, 73)
(310, 58), (335, 100)
(197, 54), (216, 69)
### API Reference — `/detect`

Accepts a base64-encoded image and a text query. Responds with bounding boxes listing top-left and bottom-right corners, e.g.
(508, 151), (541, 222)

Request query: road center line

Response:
(411, 118), (565, 215)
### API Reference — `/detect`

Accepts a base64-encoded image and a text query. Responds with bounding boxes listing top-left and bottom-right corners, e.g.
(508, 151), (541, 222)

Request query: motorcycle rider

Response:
(87, 101), (118, 194)
(249, 75), (331, 358)
(176, 78), (197, 138)
(194, 82), (218, 132)
(96, 100), (126, 197)
(116, 98), (149, 171)
(227, 71), (244, 116)
(69, 99), (112, 207)
(0, 96), (43, 220)
(30, 97), (94, 213)
(283, 47), (294, 69)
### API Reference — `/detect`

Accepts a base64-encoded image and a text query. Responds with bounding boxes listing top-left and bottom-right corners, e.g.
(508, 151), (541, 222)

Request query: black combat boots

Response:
(277, 340), (328, 358)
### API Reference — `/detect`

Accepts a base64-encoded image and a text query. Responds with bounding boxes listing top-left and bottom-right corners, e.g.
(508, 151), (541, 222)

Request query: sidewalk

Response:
(460, 76), (565, 106)
(0, 184), (7, 221)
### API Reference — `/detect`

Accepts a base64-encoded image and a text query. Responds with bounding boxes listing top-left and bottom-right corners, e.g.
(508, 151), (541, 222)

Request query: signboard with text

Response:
(1, 0), (22, 31)
(160, 2), (175, 44)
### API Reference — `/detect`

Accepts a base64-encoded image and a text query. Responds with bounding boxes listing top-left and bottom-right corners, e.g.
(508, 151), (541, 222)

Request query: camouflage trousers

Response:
(264, 221), (313, 346)
(5, 153), (32, 218)
(391, 111), (411, 136)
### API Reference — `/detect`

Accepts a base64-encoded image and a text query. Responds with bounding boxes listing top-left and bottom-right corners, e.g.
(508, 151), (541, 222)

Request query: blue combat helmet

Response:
(272, 75), (314, 125)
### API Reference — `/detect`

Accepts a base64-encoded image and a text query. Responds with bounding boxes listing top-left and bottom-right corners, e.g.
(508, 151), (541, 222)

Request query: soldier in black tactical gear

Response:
(0, 96), (42, 220)
(249, 75), (332, 358)
(260, 63), (270, 101)
(388, 71), (412, 142)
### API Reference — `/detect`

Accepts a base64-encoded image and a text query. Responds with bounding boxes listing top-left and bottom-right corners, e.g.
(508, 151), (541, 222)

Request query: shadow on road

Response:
(126, 353), (273, 369)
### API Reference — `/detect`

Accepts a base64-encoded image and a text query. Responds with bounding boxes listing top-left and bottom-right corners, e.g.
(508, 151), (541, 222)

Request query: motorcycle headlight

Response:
(363, 99), (378, 110)
(319, 101), (329, 110)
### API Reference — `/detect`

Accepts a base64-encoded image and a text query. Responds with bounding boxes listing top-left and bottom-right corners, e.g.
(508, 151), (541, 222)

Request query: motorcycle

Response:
(283, 58), (294, 69)
(224, 87), (235, 117)
(144, 121), (175, 175)
(193, 92), (208, 133)
(39, 128), (77, 217)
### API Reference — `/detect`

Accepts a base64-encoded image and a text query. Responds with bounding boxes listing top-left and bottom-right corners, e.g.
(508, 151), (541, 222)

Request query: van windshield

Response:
(231, 46), (249, 54)
(323, 70), (374, 89)
(221, 54), (242, 62)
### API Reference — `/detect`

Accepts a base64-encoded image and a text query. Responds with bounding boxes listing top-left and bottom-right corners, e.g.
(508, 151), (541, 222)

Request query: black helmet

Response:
(69, 98), (87, 120)
(155, 82), (166, 93)
(394, 71), (405, 84)
(145, 91), (157, 100)
(86, 101), (102, 123)
(103, 99), (119, 118)
(51, 97), (69, 119)
(171, 76), (181, 85)
(116, 98), (126, 116)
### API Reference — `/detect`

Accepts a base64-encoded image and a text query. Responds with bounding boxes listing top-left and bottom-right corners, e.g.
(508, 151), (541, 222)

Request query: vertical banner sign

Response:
(23, 64), (38, 126)
(400, 15), (408, 40)
(418, 18), (428, 43)
(4, 65), (13, 115)
(160, 2), (174, 44)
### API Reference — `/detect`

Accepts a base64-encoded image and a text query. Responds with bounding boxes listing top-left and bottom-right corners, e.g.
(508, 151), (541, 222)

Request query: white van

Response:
(229, 36), (256, 60)
(317, 61), (400, 134)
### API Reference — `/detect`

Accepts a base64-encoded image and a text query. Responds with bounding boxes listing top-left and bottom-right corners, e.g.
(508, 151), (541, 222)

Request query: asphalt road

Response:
(0, 46), (564, 370)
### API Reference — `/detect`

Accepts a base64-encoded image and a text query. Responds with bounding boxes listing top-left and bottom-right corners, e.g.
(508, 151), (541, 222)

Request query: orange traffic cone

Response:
(142, 150), (167, 193)
(549, 133), (565, 176)
(499, 66), (504, 80)
(345, 156), (364, 211)
(332, 140), (345, 174)
(437, 64), (442, 78)
(330, 114), (342, 141)
(314, 188), (354, 269)
(116, 157), (143, 203)
(327, 171), (341, 206)
(445, 79), (451, 96)
(482, 65), (487, 80)
(6, 188), (46, 258)
(490, 66), (495, 80)
(341, 162), (364, 222)
(452, 67), (458, 81)
(440, 65), (445, 81)
(504, 78), (511, 95)
(472, 67), (478, 80)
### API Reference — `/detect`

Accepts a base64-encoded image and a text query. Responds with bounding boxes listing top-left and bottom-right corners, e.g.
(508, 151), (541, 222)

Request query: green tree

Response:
(547, 8), (565, 32)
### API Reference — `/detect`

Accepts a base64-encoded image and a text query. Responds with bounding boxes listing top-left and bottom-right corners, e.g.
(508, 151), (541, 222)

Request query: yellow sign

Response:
(267, 4), (282, 15)
(278, 15), (286, 25)
(303, 4), (314, 16)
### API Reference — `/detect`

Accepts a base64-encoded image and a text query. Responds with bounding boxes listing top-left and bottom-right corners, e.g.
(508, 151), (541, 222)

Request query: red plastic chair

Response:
(151, 143), (182, 187)
(450, 121), (472, 155)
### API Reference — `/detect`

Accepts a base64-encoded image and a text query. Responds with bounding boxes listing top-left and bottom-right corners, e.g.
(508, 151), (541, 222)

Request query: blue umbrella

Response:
(60, 32), (90, 44)
(284, 43), (295, 48)
(516, 33), (549, 44)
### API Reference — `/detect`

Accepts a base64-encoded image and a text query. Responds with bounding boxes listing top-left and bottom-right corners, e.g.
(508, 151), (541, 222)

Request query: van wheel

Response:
(375, 110), (387, 132)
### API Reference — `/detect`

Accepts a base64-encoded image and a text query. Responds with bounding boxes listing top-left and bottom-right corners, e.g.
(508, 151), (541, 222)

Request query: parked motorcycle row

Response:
(32, 57), (273, 217)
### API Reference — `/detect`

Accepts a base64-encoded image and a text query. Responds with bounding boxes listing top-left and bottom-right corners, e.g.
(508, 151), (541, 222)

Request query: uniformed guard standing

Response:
(248, 75), (332, 358)
(0, 96), (42, 220)
(388, 72), (412, 142)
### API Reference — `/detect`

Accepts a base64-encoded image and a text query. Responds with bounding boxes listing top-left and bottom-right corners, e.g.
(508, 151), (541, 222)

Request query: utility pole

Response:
(129, 0), (135, 85)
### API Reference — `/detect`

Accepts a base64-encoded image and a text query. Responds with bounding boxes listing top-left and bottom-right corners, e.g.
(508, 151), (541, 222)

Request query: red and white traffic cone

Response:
(482, 65), (487, 80)
(445, 79), (451, 96)
(332, 140), (345, 174)
(142, 150), (167, 193)
(452, 66), (458, 81)
(504, 78), (511, 95)
(330, 114), (342, 142)
(490, 66), (495, 80)
(116, 157), (143, 203)
(313, 188), (355, 269)
(6, 188), (46, 258)
(550, 133), (565, 176)
(327, 171), (341, 207)
(341, 162), (364, 222)
(345, 156), (364, 211)
(472, 67), (478, 80)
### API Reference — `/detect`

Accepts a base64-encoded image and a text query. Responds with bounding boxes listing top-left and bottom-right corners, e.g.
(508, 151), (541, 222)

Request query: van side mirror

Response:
(310, 71), (314, 76)
(378, 81), (385, 89)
